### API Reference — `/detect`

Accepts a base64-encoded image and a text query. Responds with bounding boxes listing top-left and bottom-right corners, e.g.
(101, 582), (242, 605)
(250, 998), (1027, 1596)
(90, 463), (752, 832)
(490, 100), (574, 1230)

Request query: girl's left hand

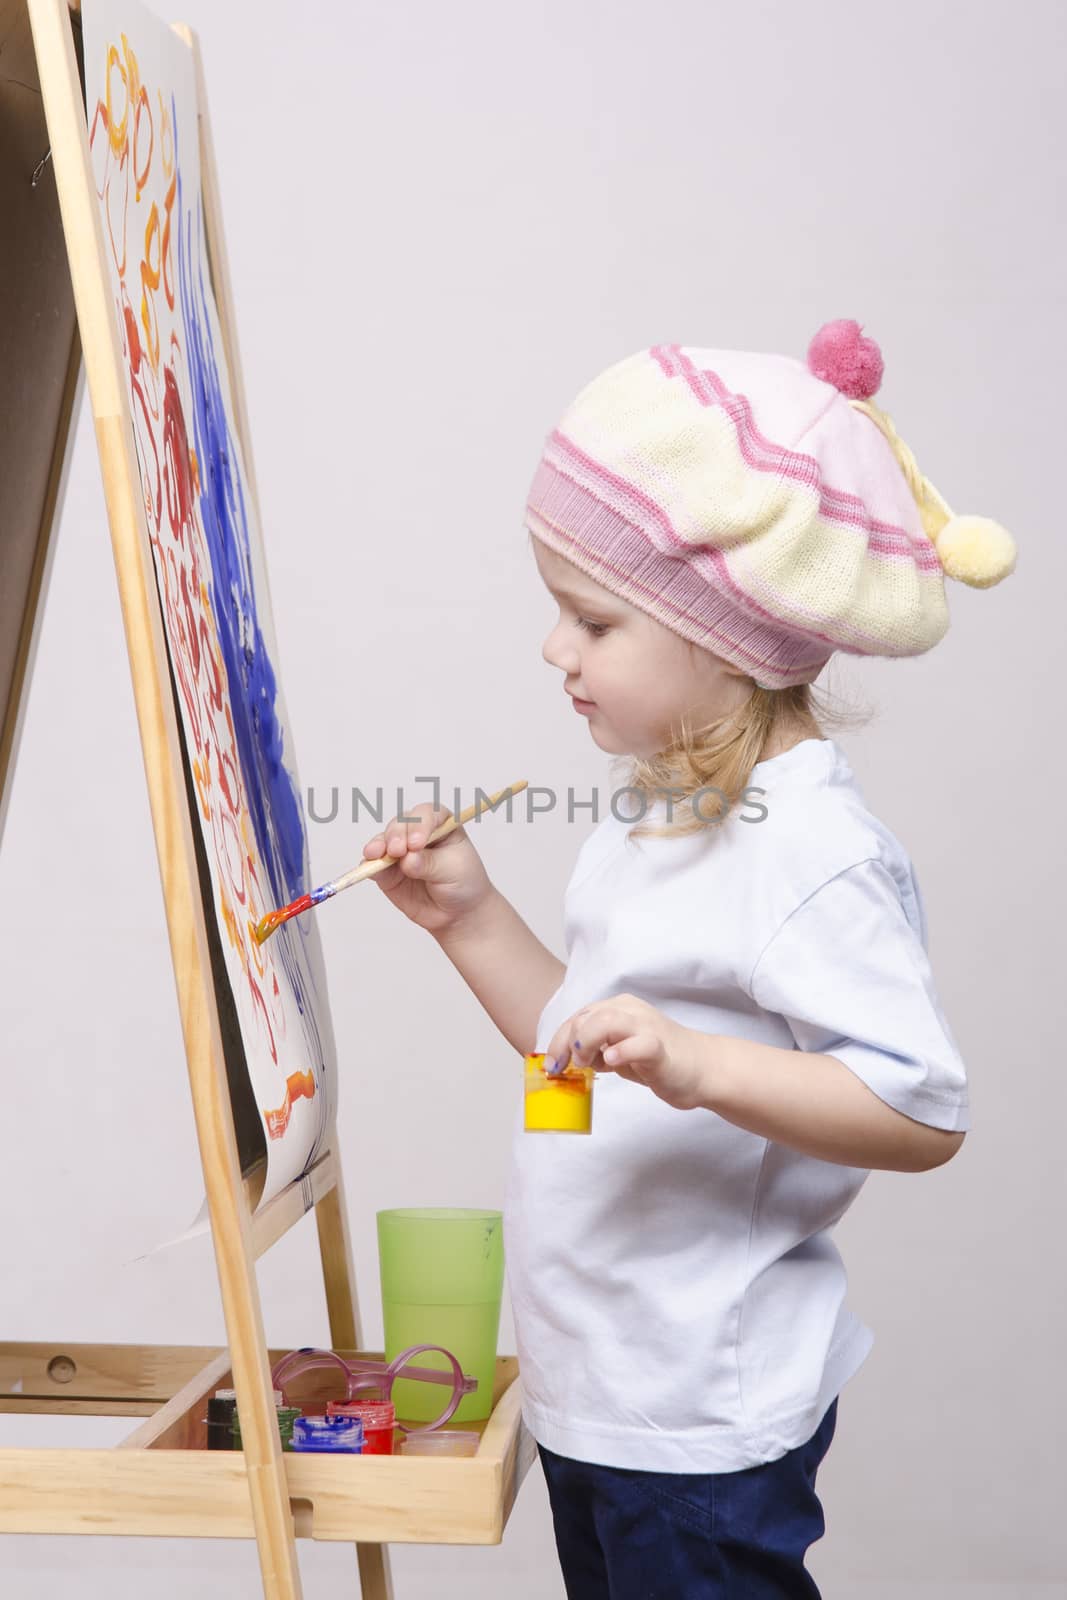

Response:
(545, 994), (707, 1111)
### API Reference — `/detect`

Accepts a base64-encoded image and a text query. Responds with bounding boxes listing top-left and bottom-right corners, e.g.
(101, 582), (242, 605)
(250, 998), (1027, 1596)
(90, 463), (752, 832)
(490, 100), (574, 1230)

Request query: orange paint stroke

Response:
(133, 83), (153, 199)
(192, 753), (211, 821)
(219, 881), (243, 953)
(162, 169), (177, 309)
(264, 1071), (316, 1140)
(140, 201), (161, 370)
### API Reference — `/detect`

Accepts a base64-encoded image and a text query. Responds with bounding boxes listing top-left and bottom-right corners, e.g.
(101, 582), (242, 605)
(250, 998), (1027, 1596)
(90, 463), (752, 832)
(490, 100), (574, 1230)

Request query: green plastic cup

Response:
(377, 1207), (504, 1424)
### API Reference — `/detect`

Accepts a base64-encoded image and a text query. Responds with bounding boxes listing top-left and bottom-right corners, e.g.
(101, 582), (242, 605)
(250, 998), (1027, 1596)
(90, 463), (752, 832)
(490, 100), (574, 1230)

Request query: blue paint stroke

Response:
(174, 107), (305, 914)
(172, 102), (331, 1166)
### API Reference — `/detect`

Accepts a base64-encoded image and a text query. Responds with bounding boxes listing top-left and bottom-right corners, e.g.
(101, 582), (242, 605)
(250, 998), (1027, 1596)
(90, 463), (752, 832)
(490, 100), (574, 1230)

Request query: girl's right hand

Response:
(361, 803), (494, 937)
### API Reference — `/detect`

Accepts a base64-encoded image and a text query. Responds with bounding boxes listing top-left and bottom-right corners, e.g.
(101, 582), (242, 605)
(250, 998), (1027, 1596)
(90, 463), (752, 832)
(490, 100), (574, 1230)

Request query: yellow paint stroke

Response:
(140, 201), (161, 372)
(105, 43), (128, 155)
(191, 753), (211, 821)
(158, 87), (173, 178)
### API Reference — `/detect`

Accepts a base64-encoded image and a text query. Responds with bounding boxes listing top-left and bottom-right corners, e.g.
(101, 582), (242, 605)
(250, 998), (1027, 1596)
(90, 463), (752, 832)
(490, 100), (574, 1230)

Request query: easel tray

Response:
(0, 1344), (534, 1544)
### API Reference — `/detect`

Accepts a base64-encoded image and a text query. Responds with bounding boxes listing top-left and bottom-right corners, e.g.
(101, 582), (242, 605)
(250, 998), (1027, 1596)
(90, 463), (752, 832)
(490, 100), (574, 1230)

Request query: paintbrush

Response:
(251, 778), (529, 946)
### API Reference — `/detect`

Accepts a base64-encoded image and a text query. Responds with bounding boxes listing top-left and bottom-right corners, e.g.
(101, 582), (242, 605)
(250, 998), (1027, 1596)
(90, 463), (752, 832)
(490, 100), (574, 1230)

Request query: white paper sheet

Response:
(82, 0), (337, 1206)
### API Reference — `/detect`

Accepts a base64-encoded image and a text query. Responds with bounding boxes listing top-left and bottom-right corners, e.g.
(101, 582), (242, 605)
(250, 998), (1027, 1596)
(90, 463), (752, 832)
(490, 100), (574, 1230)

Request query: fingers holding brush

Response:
(362, 802), (493, 936)
(363, 803), (457, 874)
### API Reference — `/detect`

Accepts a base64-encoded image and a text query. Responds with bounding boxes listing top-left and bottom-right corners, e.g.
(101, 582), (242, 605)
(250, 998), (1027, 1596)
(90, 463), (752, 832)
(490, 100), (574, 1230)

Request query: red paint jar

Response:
(326, 1399), (396, 1455)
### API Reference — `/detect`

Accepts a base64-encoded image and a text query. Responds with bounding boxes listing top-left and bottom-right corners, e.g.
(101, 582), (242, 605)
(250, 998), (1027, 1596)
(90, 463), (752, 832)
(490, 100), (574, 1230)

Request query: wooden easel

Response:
(0, 3), (533, 1594)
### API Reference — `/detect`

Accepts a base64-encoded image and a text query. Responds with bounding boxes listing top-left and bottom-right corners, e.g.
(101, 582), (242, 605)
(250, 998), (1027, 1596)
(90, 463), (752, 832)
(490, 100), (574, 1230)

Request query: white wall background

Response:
(2, 0), (1064, 1595)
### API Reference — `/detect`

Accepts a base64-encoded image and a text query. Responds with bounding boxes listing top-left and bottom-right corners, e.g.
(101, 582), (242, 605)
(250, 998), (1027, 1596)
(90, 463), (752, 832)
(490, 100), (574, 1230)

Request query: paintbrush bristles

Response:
(253, 778), (528, 945)
(252, 905), (300, 946)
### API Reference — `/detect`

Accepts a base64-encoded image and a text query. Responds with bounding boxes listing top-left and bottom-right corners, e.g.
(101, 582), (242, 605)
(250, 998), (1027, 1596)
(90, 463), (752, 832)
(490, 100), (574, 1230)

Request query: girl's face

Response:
(533, 541), (751, 758)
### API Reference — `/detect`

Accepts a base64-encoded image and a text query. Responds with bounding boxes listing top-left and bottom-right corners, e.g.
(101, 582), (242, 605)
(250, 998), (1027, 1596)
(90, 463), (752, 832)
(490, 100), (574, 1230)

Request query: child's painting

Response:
(82, 0), (336, 1204)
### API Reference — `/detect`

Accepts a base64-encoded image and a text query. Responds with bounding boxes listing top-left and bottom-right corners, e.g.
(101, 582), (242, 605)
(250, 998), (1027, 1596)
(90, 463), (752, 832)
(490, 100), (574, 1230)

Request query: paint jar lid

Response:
(401, 1429), (480, 1457)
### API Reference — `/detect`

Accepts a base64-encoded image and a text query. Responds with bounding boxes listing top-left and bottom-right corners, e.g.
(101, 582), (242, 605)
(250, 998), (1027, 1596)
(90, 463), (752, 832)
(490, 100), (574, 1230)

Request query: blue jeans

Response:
(537, 1399), (838, 1599)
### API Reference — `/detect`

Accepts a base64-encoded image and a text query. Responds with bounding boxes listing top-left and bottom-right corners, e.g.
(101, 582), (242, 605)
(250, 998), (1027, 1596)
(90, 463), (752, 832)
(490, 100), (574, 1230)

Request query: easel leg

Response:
(315, 1154), (362, 1349)
(355, 1544), (395, 1600)
(316, 1148), (395, 1600)
(24, 0), (305, 1593)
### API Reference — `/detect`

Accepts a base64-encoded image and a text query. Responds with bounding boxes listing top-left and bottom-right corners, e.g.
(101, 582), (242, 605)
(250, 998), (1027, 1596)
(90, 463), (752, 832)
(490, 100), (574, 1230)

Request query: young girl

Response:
(360, 319), (1016, 1598)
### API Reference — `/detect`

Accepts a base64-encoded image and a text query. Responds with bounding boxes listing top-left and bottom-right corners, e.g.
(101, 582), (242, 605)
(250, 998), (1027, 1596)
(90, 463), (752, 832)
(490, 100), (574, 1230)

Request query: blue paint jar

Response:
(290, 1414), (364, 1454)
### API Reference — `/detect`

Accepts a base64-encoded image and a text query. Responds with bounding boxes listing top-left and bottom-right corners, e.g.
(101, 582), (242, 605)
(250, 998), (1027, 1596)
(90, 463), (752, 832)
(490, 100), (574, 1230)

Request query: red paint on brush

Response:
(254, 893), (313, 944)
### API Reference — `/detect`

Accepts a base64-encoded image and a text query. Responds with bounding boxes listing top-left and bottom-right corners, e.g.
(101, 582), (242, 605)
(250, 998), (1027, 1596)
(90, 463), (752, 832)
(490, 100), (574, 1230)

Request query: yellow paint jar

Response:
(523, 1052), (594, 1134)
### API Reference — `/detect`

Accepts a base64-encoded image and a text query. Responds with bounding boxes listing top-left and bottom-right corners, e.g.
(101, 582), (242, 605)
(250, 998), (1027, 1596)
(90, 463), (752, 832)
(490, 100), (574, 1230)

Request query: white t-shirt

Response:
(503, 737), (968, 1473)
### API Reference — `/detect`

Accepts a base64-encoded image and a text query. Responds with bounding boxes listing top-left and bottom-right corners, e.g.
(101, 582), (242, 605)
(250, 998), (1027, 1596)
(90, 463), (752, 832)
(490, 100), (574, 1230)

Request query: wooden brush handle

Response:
(331, 779), (529, 895)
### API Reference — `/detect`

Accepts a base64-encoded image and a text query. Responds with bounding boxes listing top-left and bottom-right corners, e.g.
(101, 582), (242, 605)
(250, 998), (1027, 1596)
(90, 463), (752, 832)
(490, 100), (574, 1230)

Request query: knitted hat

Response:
(523, 320), (1017, 690)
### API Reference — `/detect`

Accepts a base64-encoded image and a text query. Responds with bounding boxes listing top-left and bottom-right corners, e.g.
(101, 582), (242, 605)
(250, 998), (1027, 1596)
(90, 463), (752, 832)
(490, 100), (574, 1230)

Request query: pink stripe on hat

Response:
(542, 428), (938, 659)
(521, 324), (1009, 688)
(526, 462), (834, 689)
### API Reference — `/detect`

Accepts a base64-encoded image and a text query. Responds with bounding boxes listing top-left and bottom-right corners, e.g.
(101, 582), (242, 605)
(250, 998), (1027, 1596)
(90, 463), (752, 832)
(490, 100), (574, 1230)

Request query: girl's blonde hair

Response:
(612, 657), (874, 844)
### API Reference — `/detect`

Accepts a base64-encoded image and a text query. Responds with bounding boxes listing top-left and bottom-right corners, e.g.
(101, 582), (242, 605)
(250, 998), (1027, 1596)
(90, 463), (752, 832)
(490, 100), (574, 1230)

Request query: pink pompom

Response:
(806, 318), (884, 400)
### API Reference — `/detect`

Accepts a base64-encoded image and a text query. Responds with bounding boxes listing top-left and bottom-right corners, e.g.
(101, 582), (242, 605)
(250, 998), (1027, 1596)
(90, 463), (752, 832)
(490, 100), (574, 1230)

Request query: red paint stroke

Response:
(214, 804), (248, 902)
(163, 364), (195, 538)
(129, 370), (161, 530)
(545, 1075), (591, 1097)
(123, 301), (141, 373)
(247, 969), (279, 1067)
(178, 564), (200, 674)
(264, 1070), (316, 1140)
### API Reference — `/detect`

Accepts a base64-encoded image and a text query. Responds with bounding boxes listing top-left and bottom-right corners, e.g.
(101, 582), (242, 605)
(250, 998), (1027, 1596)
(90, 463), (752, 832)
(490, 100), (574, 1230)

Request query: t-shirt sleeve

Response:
(745, 855), (969, 1133)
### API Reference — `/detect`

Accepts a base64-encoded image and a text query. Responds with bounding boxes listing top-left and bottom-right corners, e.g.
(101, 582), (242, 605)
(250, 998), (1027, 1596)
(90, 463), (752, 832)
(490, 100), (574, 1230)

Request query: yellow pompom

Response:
(932, 515), (1018, 589)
